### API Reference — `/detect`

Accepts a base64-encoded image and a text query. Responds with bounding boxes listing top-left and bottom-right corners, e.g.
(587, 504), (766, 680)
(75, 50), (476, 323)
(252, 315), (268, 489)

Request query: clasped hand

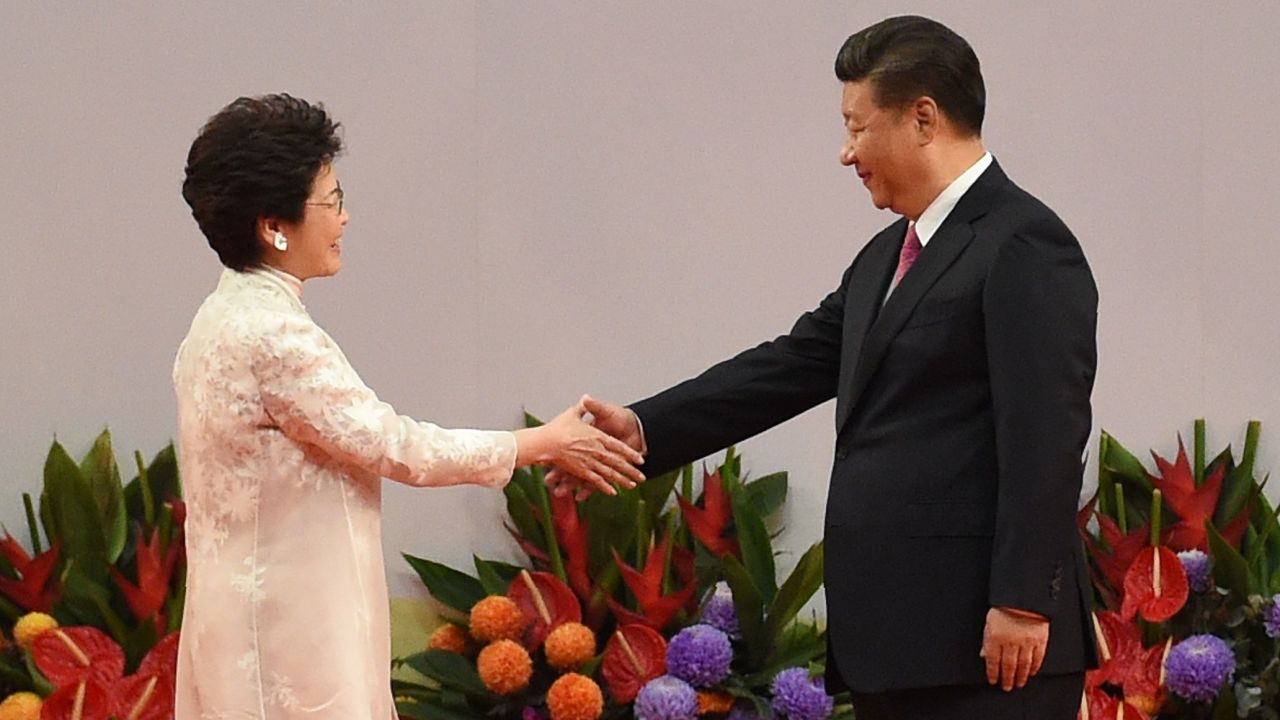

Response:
(517, 399), (645, 497)
(543, 395), (645, 501)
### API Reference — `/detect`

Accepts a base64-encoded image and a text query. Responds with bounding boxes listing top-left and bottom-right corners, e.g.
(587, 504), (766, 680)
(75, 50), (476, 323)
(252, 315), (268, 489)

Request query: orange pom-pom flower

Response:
(547, 672), (604, 720)
(427, 623), (471, 654)
(697, 690), (735, 715)
(477, 639), (533, 695)
(470, 595), (528, 643)
(545, 622), (596, 671)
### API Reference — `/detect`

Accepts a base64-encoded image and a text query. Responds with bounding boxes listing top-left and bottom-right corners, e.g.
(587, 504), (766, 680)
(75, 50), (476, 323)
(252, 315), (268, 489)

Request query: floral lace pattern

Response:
(173, 268), (516, 719)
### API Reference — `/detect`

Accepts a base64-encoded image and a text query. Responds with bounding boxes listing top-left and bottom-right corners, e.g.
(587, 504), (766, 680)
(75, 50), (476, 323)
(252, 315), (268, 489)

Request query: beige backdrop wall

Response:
(2, 2), (1278, 603)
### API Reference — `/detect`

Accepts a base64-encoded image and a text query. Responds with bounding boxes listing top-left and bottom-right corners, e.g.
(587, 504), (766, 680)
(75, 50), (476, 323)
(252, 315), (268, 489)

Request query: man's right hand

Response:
(548, 394), (645, 499)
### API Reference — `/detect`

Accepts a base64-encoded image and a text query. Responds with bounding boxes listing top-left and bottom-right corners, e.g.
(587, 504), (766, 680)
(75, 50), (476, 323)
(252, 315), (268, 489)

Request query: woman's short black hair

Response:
(835, 16), (985, 137)
(182, 94), (342, 270)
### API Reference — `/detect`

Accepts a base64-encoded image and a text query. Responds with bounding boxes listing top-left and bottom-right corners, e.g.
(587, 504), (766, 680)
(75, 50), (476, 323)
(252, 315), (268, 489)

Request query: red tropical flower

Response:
(550, 492), (593, 602)
(507, 570), (581, 651)
(1081, 509), (1150, 599)
(1088, 611), (1144, 689)
(40, 678), (114, 720)
(110, 528), (182, 633)
(114, 631), (180, 720)
(1147, 439), (1250, 551)
(31, 626), (126, 689)
(1120, 546), (1188, 622)
(0, 533), (61, 611)
(601, 623), (667, 703)
(677, 471), (738, 558)
(609, 537), (696, 631)
(1122, 639), (1171, 718)
(1079, 685), (1148, 720)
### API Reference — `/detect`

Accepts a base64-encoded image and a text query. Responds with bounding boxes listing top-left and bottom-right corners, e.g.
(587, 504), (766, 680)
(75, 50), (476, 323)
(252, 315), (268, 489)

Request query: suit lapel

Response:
(833, 222), (902, 428)
(835, 160), (1007, 433)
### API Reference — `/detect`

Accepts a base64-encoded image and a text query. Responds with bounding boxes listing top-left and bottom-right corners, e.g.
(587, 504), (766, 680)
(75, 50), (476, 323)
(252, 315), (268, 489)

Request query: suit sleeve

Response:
(629, 263), (853, 477)
(983, 228), (1098, 619)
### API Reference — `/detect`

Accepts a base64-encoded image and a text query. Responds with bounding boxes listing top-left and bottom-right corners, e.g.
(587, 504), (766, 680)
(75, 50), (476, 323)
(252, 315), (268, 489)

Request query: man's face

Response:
(839, 80), (923, 215)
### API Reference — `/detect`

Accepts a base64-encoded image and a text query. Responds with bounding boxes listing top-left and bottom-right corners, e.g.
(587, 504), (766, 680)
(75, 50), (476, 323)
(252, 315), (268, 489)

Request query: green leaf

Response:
(721, 554), (765, 665)
(752, 620), (825, 684)
(403, 555), (486, 613)
(57, 561), (128, 643)
(395, 698), (486, 720)
(503, 481), (544, 553)
(44, 440), (108, 584)
(403, 649), (494, 699)
(1206, 521), (1253, 601)
(637, 469), (679, 523)
(22, 493), (42, 555)
(583, 490), (638, 577)
(523, 412), (545, 428)
(732, 491), (777, 604)
(763, 541), (823, 645)
(1098, 431), (1153, 494)
(745, 472), (788, 519)
(79, 429), (127, 563)
(473, 557), (522, 596)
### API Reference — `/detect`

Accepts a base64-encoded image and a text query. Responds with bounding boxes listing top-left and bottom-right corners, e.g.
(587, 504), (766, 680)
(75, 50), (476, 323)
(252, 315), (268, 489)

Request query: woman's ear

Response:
(257, 216), (285, 253)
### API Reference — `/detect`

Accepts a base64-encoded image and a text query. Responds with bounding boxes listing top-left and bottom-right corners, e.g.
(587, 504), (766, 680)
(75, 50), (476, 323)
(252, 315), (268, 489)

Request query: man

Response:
(558, 15), (1098, 719)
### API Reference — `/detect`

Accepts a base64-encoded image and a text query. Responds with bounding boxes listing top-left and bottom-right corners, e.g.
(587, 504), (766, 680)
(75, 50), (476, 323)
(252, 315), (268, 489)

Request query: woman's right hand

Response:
(514, 406), (646, 496)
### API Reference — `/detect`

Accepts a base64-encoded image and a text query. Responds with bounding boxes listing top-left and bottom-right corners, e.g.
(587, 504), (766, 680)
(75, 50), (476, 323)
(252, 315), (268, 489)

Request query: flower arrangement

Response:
(1078, 420), (1280, 719)
(395, 427), (835, 720)
(0, 431), (185, 718)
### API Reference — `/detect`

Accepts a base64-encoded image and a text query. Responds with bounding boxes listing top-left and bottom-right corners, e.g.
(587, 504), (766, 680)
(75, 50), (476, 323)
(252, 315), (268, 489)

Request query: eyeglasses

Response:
(305, 182), (344, 215)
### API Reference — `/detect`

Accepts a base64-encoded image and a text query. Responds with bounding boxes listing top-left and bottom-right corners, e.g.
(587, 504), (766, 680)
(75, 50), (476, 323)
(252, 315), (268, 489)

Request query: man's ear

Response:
(913, 97), (940, 144)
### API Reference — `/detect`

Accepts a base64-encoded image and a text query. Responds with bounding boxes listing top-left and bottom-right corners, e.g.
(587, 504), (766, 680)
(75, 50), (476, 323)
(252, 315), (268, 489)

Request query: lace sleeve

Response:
(250, 311), (516, 488)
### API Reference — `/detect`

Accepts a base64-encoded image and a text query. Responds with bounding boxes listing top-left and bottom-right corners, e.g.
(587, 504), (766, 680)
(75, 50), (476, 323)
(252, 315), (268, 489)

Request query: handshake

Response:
(514, 395), (646, 500)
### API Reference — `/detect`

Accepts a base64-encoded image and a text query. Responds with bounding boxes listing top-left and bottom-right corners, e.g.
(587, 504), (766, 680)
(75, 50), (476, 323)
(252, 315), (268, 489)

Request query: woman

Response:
(173, 94), (643, 719)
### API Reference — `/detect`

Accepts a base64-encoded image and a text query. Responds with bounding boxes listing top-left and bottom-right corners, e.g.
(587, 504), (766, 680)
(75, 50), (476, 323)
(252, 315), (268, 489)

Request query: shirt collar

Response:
(912, 152), (993, 247)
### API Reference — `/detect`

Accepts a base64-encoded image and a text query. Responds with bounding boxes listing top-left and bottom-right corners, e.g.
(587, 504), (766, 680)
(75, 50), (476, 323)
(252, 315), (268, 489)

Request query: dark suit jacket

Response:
(630, 160), (1099, 693)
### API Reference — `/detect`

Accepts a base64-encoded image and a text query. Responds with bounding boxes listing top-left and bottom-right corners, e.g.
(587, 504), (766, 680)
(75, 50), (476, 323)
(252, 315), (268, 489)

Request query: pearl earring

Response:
(273, 231), (288, 252)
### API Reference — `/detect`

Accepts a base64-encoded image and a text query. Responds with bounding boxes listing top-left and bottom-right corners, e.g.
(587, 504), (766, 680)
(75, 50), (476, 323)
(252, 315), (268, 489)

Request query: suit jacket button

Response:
(835, 447), (848, 460)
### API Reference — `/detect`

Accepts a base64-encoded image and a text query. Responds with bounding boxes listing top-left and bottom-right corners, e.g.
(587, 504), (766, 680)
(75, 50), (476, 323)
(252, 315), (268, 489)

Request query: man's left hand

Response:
(979, 606), (1049, 691)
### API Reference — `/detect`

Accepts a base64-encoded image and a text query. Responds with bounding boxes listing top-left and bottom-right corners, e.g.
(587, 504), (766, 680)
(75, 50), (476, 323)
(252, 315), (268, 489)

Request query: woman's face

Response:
(268, 164), (348, 280)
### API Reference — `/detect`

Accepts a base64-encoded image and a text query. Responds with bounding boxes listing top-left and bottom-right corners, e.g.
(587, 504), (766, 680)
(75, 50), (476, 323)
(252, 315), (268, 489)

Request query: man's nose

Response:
(839, 142), (856, 166)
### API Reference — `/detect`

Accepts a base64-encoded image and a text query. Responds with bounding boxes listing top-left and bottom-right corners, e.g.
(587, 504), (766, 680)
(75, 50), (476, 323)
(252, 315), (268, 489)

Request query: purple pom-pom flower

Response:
(1265, 594), (1280, 639)
(770, 668), (833, 720)
(700, 581), (740, 638)
(635, 675), (699, 720)
(666, 624), (733, 687)
(1177, 549), (1212, 592)
(1164, 634), (1235, 703)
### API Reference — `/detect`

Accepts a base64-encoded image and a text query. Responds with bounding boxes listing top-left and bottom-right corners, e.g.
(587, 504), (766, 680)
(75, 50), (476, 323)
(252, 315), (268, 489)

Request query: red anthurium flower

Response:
(0, 533), (61, 612)
(1148, 439), (1226, 552)
(601, 623), (667, 703)
(551, 492), (593, 602)
(609, 539), (696, 631)
(507, 570), (581, 650)
(1122, 639), (1171, 718)
(40, 678), (114, 720)
(1082, 512), (1151, 598)
(1121, 546), (1189, 622)
(111, 529), (182, 634)
(1079, 686), (1148, 720)
(677, 471), (739, 558)
(32, 626), (126, 689)
(1089, 611), (1144, 688)
(112, 630), (180, 720)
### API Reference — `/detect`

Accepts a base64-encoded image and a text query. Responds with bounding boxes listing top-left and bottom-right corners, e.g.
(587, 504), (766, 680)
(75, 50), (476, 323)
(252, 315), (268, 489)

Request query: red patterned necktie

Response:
(893, 223), (922, 287)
